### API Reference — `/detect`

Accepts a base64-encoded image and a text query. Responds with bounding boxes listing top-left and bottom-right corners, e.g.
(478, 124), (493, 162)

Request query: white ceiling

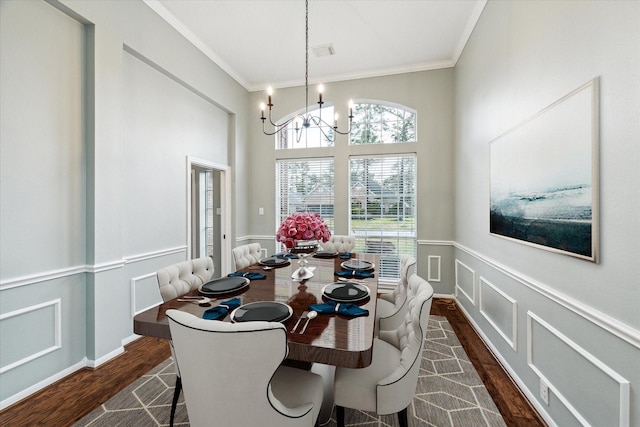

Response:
(145, 0), (486, 92)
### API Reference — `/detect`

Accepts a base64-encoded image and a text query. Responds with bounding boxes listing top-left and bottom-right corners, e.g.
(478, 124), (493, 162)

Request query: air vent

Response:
(312, 44), (335, 57)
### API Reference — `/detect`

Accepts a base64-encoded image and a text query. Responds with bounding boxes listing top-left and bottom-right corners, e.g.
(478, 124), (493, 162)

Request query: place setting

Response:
(335, 258), (376, 279)
(198, 276), (251, 297)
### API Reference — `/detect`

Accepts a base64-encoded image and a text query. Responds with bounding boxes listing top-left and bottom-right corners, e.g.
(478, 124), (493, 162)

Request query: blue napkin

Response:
(309, 300), (369, 317)
(334, 270), (375, 279)
(202, 298), (241, 320)
(339, 252), (352, 259)
(228, 272), (266, 280)
(274, 253), (298, 259)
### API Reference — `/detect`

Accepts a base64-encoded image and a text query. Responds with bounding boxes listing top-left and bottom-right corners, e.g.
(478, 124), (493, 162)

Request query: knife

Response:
(290, 311), (308, 333)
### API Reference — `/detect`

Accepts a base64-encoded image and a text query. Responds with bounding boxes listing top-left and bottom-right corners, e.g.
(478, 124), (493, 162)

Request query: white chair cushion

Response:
(156, 257), (214, 302)
(334, 338), (401, 413)
(321, 235), (355, 253)
(375, 298), (396, 319)
(232, 243), (263, 270)
(270, 365), (324, 422)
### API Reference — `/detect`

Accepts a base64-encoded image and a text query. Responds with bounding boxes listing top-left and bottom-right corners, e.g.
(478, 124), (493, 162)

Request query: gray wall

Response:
(454, 1), (640, 426)
(0, 0), (249, 407)
(247, 71), (457, 293)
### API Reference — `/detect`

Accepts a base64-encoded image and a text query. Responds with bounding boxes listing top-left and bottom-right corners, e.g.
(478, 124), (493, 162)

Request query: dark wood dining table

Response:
(133, 253), (379, 369)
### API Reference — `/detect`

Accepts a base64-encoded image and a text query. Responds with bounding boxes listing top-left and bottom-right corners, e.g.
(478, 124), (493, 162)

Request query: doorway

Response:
(187, 157), (231, 277)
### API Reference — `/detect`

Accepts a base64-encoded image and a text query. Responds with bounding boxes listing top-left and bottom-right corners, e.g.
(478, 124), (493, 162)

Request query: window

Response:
(350, 154), (417, 281)
(276, 106), (336, 150)
(276, 158), (335, 238)
(350, 102), (416, 145)
(274, 100), (417, 283)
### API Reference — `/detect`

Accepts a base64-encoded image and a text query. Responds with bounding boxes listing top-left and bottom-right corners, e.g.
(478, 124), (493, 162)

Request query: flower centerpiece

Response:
(276, 212), (331, 279)
(276, 211), (332, 250)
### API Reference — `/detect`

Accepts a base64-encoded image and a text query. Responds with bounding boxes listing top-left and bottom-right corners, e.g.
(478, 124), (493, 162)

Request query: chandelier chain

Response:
(260, 0), (352, 141)
(305, 0), (309, 116)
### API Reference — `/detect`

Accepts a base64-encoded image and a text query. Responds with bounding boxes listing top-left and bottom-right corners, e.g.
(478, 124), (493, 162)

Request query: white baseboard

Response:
(0, 358), (87, 411)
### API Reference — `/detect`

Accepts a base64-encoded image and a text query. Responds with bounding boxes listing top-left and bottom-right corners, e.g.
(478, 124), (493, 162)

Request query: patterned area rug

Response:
(74, 316), (506, 427)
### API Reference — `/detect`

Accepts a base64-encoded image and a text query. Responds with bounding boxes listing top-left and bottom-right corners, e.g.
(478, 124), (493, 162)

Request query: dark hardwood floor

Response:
(0, 298), (546, 427)
(430, 298), (546, 427)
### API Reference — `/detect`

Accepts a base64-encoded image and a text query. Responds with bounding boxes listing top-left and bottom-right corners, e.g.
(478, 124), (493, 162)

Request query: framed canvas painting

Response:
(489, 79), (599, 262)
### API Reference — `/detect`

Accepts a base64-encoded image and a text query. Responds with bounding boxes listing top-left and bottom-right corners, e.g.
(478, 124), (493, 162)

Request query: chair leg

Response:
(398, 406), (408, 427)
(170, 375), (182, 427)
(336, 405), (345, 427)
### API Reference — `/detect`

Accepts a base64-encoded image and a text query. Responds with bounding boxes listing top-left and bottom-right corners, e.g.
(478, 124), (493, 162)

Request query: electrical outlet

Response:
(539, 378), (549, 405)
(259, 208), (264, 215)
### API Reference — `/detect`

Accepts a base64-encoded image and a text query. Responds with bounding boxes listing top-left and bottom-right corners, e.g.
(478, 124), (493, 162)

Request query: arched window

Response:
(350, 101), (416, 145)
(275, 105), (336, 150)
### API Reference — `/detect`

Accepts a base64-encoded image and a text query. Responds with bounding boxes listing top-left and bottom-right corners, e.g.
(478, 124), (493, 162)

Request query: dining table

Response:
(133, 252), (379, 369)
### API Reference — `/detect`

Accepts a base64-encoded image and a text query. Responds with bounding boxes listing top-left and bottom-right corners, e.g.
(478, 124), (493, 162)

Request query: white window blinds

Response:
(276, 159), (335, 247)
(349, 154), (417, 281)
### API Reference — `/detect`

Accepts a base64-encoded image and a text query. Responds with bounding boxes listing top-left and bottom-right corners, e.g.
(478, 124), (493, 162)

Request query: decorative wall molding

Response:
(129, 272), (158, 317)
(237, 235), (273, 242)
(456, 303), (557, 427)
(86, 259), (126, 274)
(0, 246), (187, 291)
(418, 239), (455, 246)
(0, 265), (85, 291)
(0, 299), (62, 374)
(479, 276), (517, 351)
(454, 259), (476, 306)
(527, 311), (630, 427)
(454, 242), (640, 350)
(427, 255), (441, 282)
(123, 245), (187, 264)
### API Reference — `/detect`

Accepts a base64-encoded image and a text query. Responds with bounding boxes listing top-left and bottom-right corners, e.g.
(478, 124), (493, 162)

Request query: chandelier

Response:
(260, 0), (352, 142)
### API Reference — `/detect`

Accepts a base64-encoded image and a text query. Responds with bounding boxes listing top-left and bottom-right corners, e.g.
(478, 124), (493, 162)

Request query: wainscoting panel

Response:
(0, 300), (61, 374)
(427, 255), (442, 282)
(479, 277), (517, 351)
(130, 273), (162, 317)
(528, 312), (630, 427)
(455, 259), (476, 305)
(450, 242), (640, 427)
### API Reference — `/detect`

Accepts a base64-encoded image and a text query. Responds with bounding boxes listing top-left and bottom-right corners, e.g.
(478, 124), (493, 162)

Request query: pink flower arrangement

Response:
(276, 212), (332, 249)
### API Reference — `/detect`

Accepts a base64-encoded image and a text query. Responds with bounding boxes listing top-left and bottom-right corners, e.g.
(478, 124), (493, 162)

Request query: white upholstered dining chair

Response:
(166, 310), (324, 427)
(320, 235), (355, 253)
(232, 242), (263, 270)
(156, 256), (215, 427)
(375, 254), (417, 332)
(333, 275), (434, 427)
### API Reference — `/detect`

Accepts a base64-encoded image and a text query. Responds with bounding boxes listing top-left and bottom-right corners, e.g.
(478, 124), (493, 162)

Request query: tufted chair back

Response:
(333, 275), (433, 426)
(376, 255), (417, 332)
(232, 243), (263, 270)
(321, 235), (356, 253)
(378, 274), (432, 353)
(156, 257), (215, 302)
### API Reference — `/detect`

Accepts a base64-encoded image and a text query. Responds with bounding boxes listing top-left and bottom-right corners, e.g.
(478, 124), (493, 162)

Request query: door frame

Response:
(186, 156), (232, 275)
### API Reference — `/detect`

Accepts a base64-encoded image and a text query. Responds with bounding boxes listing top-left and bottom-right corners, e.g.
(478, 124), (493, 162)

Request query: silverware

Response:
(299, 311), (317, 334)
(290, 311), (308, 333)
(177, 297), (212, 306)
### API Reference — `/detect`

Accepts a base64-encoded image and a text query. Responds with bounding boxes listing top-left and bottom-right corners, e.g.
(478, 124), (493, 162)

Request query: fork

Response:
(290, 311), (308, 333)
